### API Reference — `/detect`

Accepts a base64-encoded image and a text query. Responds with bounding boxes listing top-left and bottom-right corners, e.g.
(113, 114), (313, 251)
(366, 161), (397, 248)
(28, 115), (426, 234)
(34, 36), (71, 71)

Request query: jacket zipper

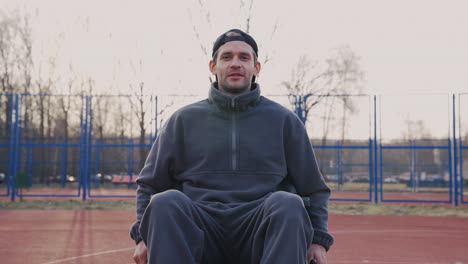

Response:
(231, 98), (237, 171)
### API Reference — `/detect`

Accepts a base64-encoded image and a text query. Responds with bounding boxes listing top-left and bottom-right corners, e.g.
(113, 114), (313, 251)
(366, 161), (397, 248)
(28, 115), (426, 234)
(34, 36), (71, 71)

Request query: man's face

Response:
(209, 41), (261, 95)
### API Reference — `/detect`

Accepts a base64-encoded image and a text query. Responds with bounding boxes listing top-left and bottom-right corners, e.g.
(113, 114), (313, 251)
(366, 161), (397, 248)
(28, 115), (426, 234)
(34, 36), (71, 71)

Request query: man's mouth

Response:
(228, 73), (244, 78)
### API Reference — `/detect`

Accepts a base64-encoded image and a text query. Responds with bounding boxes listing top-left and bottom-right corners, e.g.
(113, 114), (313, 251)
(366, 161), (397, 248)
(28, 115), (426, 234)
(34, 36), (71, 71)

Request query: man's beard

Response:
(223, 85), (250, 94)
(219, 79), (251, 94)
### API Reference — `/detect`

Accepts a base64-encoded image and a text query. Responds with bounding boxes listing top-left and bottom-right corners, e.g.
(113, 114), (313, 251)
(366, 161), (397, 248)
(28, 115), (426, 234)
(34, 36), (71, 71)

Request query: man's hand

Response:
(133, 241), (148, 264)
(308, 243), (327, 264)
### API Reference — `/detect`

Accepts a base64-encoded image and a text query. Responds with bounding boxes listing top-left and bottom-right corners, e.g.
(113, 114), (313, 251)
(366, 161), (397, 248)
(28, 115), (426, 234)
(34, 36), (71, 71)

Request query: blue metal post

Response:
(87, 96), (93, 197)
(78, 96), (83, 198)
(82, 96), (89, 200)
(373, 95), (379, 204)
(79, 95), (90, 200)
(78, 96), (84, 196)
(60, 137), (68, 188)
(410, 140), (417, 193)
(17, 109), (23, 176)
(336, 140), (343, 191)
(289, 95), (303, 124)
(128, 138), (134, 188)
(453, 94), (458, 206)
(368, 138), (373, 202)
(7, 95), (16, 199)
(379, 139), (384, 202)
(27, 139), (33, 187)
(14, 95), (24, 200)
(461, 153), (465, 204)
(448, 137), (453, 205)
(82, 96), (91, 200)
(303, 94), (313, 125)
(297, 96), (303, 122)
(27, 140), (33, 187)
(459, 94), (465, 204)
(10, 95), (20, 201)
(94, 139), (100, 188)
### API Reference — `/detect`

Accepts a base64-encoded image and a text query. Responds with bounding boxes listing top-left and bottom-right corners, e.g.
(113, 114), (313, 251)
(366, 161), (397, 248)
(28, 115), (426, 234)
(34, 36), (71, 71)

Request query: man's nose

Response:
(229, 57), (241, 67)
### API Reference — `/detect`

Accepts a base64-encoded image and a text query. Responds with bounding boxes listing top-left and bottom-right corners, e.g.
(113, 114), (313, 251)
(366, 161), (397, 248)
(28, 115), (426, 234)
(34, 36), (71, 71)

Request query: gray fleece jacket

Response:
(130, 83), (334, 250)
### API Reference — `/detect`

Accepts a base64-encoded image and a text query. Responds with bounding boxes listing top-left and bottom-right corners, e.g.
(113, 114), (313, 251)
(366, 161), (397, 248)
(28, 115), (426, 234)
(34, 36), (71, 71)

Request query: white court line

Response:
(41, 247), (134, 264)
(39, 247), (465, 264)
(333, 261), (464, 264)
(333, 229), (467, 234)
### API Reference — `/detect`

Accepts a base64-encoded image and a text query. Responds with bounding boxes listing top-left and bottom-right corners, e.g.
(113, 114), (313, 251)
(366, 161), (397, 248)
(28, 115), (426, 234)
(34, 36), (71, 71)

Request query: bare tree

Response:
(282, 55), (330, 124)
(126, 58), (174, 164)
(127, 59), (152, 162)
(83, 76), (95, 96)
(402, 118), (431, 141)
(326, 46), (364, 141)
(187, 0), (214, 83)
(28, 56), (57, 183)
(113, 100), (129, 141)
(0, 12), (17, 134)
(56, 65), (78, 141)
(33, 57), (56, 139)
(0, 10), (33, 137)
(18, 14), (34, 138)
(93, 94), (110, 142)
(130, 82), (148, 161)
(187, 0), (278, 83)
(282, 46), (364, 143)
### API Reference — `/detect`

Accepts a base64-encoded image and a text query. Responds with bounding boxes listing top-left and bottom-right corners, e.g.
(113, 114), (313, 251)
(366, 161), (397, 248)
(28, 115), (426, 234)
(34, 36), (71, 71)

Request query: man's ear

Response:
(254, 61), (262, 77)
(209, 60), (216, 75)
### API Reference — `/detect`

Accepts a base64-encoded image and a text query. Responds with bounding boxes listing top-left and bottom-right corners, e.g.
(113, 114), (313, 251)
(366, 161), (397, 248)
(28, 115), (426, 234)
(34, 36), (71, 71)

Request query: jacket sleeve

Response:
(129, 115), (184, 244)
(284, 114), (334, 251)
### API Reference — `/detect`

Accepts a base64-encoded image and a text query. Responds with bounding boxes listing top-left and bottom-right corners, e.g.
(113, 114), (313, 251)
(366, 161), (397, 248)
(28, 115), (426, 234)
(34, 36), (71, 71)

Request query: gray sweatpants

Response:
(139, 190), (313, 264)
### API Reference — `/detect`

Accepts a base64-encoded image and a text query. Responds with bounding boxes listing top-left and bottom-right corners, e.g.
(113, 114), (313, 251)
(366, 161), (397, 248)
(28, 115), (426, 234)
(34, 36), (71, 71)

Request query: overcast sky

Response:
(2, 0), (467, 96)
(2, 0), (468, 138)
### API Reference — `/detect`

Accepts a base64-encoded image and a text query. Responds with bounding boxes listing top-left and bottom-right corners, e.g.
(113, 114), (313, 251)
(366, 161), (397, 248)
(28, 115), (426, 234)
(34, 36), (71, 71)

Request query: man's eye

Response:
(222, 55), (231, 60)
(240, 56), (249, 61)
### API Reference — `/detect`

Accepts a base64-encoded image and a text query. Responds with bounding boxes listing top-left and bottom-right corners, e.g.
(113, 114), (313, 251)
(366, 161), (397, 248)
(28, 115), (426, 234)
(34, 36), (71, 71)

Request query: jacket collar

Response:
(208, 82), (261, 111)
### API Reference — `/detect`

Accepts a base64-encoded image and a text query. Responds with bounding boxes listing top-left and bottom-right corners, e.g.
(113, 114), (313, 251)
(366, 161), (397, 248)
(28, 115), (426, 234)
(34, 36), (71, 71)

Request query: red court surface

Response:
(0, 210), (467, 264)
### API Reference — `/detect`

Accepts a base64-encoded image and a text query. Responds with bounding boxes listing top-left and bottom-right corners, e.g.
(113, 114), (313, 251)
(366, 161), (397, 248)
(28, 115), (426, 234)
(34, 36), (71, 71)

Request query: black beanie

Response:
(212, 29), (258, 58)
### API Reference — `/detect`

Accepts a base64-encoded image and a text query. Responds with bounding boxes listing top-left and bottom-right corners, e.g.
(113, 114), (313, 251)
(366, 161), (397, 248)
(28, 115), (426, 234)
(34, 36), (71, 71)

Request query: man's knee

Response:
(148, 189), (191, 214)
(265, 191), (307, 219)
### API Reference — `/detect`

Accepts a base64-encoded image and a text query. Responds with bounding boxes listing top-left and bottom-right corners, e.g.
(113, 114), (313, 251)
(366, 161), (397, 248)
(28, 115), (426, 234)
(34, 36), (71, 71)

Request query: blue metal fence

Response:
(379, 140), (452, 204)
(1, 94), (157, 200)
(1, 94), (14, 198)
(1, 93), (466, 205)
(11, 95), (85, 200)
(377, 94), (455, 204)
(459, 93), (467, 205)
(85, 95), (157, 198)
(316, 141), (373, 202)
(304, 94), (375, 203)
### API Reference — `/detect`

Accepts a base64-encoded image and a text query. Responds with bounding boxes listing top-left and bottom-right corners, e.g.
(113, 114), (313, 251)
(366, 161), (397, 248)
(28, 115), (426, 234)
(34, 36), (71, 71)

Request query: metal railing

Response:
(0, 93), (466, 205)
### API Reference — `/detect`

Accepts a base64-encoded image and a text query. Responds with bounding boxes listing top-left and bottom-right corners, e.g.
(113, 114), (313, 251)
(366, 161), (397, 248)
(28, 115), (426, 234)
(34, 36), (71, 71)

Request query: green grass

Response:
(1, 199), (468, 217)
(0, 200), (135, 210)
(328, 182), (451, 193)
